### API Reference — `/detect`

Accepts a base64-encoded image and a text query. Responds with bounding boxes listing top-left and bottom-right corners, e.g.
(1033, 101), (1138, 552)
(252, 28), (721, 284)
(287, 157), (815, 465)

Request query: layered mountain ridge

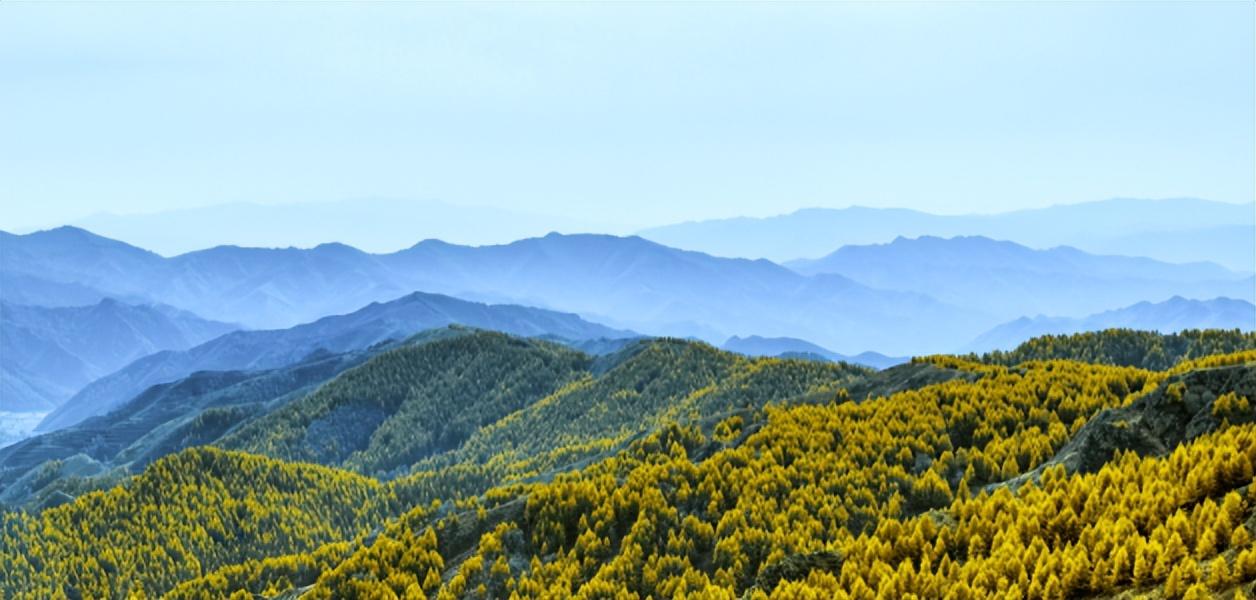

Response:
(1, 299), (238, 411)
(967, 296), (1256, 352)
(6, 226), (1248, 360)
(787, 235), (1253, 320)
(641, 197), (1256, 270)
(35, 291), (634, 432)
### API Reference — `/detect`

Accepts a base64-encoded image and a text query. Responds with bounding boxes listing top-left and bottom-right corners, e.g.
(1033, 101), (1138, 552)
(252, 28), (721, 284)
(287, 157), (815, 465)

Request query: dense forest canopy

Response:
(1, 329), (1254, 599)
(976, 328), (1256, 370)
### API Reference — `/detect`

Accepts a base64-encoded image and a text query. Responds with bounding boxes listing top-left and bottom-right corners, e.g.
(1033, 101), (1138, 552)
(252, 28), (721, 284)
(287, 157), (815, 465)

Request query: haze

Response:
(2, 2), (1253, 232)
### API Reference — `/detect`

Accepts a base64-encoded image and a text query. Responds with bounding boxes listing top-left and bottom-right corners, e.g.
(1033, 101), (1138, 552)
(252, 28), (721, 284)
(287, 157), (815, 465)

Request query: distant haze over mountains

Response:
(4, 226), (1250, 359)
(16, 197), (1253, 272)
(0, 227), (987, 355)
(1, 300), (237, 412)
(640, 198), (1255, 271)
(50, 198), (624, 257)
(788, 235), (1252, 320)
(966, 297), (1256, 353)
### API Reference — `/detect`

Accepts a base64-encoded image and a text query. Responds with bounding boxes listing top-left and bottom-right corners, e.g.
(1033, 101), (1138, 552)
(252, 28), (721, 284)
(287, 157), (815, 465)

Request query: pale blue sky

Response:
(1, 2), (1252, 230)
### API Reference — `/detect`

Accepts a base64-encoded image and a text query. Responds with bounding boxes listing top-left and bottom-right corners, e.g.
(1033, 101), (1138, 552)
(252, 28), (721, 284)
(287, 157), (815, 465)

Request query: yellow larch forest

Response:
(1, 333), (1254, 599)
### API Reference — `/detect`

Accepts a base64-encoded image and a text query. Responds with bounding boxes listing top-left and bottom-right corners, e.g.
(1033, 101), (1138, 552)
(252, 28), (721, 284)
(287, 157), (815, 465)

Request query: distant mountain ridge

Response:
(786, 235), (1252, 320)
(0, 343), (383, 505)
(35, 291), (634, 432)
(6, 224), (1250, 363)
(721, 335), (906, 370)
(639, 198), (1255, 271)
(966, 297), (1256, 352)
(57, 198), (620, 257)
(2, 227), (987, 356)
(1, 299), (238, 412)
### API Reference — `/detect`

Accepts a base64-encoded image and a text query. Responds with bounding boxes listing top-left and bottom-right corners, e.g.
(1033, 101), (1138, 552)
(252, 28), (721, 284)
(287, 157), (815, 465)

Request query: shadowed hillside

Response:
(1, 299), (238, 412)
(36, 291), (631, 432)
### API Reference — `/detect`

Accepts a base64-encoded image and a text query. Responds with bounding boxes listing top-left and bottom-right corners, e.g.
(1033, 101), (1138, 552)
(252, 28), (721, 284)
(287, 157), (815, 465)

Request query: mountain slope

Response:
(967, 297), (1256, 352)
(1081, 223), (1256, 273)
(0, 226), (167, 299)
(5, 334), (1255, 599)
(639, 197), (1256, 270)
(0, 344), (384, 506)
(1030, 359), (1256, 477)
(976, 327), (1256, 370)
(220, 332), (591, 477)
(0, 271), (117, 308)
(0, 447), (402, 598)
(192, 349), (1256, 599)
(225, 333), (872, 483)
(300, 356), (1255, 600)
(36, 292), (633, 432)
(4, 329), (874, 511)
(0, 300), (238, 412)
(787, 235), (1253, 320)
(418, 338), (871, 483)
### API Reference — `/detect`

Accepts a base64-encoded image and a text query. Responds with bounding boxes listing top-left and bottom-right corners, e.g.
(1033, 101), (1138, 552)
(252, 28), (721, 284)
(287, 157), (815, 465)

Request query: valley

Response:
(0, 412), (45, 449)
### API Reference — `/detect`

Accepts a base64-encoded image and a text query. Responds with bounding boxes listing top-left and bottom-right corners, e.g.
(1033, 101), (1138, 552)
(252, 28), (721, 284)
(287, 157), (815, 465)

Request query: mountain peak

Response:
(25, 225), (119, 245)
(311, 242), (365, 256)
(41, 225), (96, 237)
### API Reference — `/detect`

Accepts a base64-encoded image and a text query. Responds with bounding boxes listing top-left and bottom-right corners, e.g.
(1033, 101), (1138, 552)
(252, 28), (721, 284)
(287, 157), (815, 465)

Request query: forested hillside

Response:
(965, 297), (1256, 352)
(220, 332), (592, 477)
(978, 328), (1256, 370)
(1, 331), (1254, 599)
(222, 333), (871, 482)
(0, 448), (401, 597)
(37, 290), (631, 433)
(0, 343), (384, 508)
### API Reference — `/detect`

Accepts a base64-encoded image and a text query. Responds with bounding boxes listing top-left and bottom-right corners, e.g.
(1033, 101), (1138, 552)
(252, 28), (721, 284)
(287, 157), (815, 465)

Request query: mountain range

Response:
(1, 300), (237, 412)
(640, 198), (1256, 271)
(787, 235), (1252, 320)
(35, 291), (633, 432)
(7, 226), (1248, 360)
(25, 198), (1253, 272)
(0, 227), (984, 354)
(966, 296), (1256, 352)
(56, 198), (621, 256)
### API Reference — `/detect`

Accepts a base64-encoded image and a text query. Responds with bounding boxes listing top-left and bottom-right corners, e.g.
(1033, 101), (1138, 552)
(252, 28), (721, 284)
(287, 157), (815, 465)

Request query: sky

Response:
(1, 2), (1253, 231)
